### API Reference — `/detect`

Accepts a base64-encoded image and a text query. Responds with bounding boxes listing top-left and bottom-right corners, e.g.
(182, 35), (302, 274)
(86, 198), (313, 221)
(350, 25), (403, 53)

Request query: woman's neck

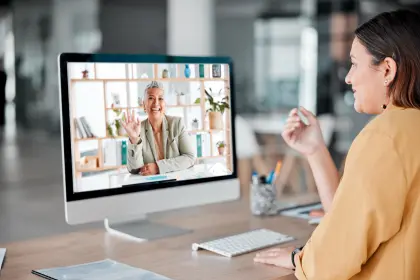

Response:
(149, 117), (163, 133)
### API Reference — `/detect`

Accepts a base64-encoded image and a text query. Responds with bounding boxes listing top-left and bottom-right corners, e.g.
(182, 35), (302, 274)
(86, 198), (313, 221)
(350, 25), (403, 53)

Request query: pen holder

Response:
(250, 182), (277, 216)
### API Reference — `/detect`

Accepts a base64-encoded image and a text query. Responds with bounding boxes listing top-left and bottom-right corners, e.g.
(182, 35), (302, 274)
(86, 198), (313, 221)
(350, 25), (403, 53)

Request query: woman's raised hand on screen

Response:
(121, 110), (141, 144)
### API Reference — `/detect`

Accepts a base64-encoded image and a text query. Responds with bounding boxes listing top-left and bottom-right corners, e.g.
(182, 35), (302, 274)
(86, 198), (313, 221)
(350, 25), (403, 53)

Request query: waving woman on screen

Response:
(122, 81), (196, 176)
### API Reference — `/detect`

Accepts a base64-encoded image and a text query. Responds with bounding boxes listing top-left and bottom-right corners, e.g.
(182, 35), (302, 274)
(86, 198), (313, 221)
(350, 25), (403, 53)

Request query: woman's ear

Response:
(382, 57), (397, 84)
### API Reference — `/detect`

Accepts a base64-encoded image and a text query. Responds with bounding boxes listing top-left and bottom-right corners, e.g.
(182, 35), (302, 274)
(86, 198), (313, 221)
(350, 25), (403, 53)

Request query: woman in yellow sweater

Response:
(254, 9), (420, 280)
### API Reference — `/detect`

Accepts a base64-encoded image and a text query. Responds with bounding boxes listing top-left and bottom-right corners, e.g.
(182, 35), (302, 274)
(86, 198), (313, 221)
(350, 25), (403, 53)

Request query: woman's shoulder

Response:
(164, 115), (184, 132)
(165, 115), (183, 125)
(353, 107), (420, 156)
(140, 118), (149, 128)
(364, 107), (420, 136)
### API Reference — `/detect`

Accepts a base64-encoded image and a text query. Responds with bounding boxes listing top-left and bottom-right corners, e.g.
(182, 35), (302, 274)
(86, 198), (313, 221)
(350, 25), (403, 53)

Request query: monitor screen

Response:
(64, 59), (235, 195)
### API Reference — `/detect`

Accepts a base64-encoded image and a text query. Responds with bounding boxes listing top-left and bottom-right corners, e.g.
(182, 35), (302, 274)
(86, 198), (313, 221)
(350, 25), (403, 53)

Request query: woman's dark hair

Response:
(355, 9), (420, 109)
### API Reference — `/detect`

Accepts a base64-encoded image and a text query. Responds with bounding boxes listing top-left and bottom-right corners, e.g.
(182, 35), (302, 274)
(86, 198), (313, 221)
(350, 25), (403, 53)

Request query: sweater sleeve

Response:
(295, 129), (407, 280)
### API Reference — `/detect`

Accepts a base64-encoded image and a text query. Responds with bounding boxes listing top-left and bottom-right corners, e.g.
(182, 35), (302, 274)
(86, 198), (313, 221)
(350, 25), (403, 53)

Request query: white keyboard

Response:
(192, 229), (295, 257)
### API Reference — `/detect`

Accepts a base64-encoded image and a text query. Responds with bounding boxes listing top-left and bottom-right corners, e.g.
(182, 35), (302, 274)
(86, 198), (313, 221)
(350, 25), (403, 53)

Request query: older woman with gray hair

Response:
(121, 81), (196, 175)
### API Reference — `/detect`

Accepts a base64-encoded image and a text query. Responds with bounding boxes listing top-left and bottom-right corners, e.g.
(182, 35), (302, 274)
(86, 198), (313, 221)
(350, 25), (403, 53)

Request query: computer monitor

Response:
(58, 53), (239, 241)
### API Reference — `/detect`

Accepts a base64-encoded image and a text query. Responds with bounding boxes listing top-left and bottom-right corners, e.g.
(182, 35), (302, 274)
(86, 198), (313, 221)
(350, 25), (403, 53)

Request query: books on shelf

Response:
(103, 139), (128, 167)
(74, 116), (96, 138)
(196, 133), (211, 157)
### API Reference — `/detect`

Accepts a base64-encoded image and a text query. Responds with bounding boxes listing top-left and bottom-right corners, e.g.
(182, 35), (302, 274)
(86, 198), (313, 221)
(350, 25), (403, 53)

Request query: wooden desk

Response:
(0, 195), (318, 280)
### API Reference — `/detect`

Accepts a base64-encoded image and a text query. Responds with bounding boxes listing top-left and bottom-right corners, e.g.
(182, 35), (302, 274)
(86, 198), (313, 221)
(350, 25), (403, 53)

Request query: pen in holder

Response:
(250, 174), (277, 216)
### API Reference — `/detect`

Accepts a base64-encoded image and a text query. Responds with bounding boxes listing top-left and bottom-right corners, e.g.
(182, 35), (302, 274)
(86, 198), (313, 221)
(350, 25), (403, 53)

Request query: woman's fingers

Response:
(131, 110), (135, 123)
(282, 128), (296, 142)
(140, 165), (148, 173)
(299, 106), (316, 124)
(282, 123), (302, 143)
(121, 119), (126, 128)
(121, 113), (128, 128)
(284, 121), (302, 131)
(253, 256), (278, 265)
(289, 108), (298, 117)
(141, 169), (151, 176)
(286, 116), (302, 124)
(256, 248), (282, 257)
(257, 251), (281, 257)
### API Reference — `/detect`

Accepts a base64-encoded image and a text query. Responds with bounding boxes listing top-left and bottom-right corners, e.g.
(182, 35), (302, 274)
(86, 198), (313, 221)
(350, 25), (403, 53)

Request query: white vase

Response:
(177, 95), (186, 105)
(192, 121), (199, 130)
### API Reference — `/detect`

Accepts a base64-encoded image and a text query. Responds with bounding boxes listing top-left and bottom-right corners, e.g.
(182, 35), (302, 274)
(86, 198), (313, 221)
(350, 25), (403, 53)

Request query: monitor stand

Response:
(104, 215), (192, 242)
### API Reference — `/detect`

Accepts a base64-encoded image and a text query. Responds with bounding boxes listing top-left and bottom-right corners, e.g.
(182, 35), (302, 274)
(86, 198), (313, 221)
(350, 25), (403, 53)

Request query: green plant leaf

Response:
(216, 141), (225, 147)
(204, 89), (214, 104)
(106, 123), (114, 138)
(194, 98), (201, 104)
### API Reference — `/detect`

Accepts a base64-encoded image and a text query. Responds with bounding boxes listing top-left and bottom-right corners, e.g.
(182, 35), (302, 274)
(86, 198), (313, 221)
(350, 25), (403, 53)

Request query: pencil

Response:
(271, 161), (282, 184)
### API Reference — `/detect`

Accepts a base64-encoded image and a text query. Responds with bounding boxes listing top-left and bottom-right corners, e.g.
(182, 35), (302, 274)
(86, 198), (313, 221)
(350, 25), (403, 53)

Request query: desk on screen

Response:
(74, 163), (231, 193)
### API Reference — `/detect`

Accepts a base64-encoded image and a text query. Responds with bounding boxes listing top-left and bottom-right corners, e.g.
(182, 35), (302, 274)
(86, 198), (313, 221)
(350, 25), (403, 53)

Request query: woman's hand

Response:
(121, 110), (141, 144)
(253, 247), (296, 270)
(140, 163), (159, 176)
(282, 107), (325, 156)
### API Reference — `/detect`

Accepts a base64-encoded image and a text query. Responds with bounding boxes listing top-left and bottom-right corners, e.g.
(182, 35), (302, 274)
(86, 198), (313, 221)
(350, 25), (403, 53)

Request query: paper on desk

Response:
(0, 248), (5, 270)
(308, 217), (322, 225)
(279, 202), (323, 220)
(32, 259), (173, 280)
(110, 173), (177, 188)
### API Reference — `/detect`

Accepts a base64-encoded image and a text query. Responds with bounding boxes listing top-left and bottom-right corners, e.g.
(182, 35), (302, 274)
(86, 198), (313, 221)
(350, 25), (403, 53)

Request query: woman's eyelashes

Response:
(148, 97), (164, 101)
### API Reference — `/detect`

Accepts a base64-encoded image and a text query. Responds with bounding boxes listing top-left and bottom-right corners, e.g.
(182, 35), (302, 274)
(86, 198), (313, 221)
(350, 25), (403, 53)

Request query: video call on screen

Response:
(67, 62), (234, 193)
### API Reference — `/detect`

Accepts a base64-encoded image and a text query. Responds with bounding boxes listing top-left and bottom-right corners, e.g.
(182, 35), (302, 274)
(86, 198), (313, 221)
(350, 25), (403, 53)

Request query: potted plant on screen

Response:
(191, 118), (199, 130)
(106, 122), (115, 137)
(114, 119), (125, 136)
(216, 141), (226, 155)
(194, 88), (230, 130)
(176, 91), (186, 105)
(109, 108), (127, 137)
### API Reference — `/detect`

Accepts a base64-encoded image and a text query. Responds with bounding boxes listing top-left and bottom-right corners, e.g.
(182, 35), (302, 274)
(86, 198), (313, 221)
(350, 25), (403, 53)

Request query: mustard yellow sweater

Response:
(295, 104), (420, 280)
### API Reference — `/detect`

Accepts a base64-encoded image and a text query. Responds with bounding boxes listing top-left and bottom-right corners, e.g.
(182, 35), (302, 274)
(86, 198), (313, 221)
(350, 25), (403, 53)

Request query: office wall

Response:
(12, 0), (100, 131)
(99, 0), (166, 55)
(214, 0), (264, 114)
(12, 0), (51, 128)
(215, 17), (254, 113)
(11, 0), (166, 133)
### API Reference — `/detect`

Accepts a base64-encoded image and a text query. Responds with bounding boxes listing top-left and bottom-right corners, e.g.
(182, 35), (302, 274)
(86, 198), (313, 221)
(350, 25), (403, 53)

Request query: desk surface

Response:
(0, 195), (318, 280)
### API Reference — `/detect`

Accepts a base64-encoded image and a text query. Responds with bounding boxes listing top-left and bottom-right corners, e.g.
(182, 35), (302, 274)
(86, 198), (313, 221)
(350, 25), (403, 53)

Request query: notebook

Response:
(32, 259), (173, 280)
(0, 248), (5, 270)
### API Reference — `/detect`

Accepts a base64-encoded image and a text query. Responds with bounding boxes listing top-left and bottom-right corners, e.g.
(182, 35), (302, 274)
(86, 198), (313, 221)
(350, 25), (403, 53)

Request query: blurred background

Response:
(1, 0), (419, 243)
